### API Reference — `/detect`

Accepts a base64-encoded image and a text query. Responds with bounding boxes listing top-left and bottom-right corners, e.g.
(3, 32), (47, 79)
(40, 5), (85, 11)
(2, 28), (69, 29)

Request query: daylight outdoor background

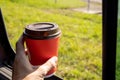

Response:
(116, 0), (120, 80)
(0, 0), (102, 80)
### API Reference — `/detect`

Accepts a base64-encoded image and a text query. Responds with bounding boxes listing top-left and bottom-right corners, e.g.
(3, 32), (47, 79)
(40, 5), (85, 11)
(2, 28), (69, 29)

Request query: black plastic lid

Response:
(24, 22), (61, 39)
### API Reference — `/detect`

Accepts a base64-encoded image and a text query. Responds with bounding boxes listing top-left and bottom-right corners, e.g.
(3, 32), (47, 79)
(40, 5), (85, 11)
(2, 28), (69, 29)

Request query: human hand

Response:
(12, 35), (57, 80)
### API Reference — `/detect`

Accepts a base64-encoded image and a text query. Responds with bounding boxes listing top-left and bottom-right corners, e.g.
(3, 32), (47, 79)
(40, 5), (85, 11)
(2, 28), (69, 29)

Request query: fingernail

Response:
(52, 56), (58, 62)
(50, 56), (58, 66)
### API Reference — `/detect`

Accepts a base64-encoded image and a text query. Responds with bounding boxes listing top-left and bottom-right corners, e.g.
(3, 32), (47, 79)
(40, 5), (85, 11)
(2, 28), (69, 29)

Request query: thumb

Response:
(36, 56), (58, 76)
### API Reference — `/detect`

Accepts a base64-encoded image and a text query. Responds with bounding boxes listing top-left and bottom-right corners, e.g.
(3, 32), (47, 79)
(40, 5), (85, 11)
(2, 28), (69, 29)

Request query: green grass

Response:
(116, 19), (120, 80)
(0, 0), (102, 80)
(8, 0), (86, 9)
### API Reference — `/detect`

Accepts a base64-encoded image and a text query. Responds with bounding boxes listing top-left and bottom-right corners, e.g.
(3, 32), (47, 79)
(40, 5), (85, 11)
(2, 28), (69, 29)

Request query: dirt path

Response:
(72, 0), (102, 14)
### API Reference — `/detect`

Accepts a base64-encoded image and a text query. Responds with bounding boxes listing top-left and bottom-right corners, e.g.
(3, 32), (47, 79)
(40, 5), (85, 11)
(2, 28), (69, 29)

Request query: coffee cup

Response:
(23, 22), (61, 77)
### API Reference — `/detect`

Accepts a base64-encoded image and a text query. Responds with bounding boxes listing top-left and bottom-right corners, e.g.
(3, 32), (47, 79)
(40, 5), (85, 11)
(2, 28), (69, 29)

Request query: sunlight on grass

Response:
(8, 0), (85, 9)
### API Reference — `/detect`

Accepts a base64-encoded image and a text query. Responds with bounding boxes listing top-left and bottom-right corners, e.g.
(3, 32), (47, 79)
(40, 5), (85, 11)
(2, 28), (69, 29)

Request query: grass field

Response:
(116, 1), (120, 80)
(0, 0), (102, 80)
(116, 19), (120, 80)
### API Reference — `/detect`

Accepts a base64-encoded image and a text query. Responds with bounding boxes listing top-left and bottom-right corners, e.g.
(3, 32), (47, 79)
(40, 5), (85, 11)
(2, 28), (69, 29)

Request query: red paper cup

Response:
(23, 22), (61, 77)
